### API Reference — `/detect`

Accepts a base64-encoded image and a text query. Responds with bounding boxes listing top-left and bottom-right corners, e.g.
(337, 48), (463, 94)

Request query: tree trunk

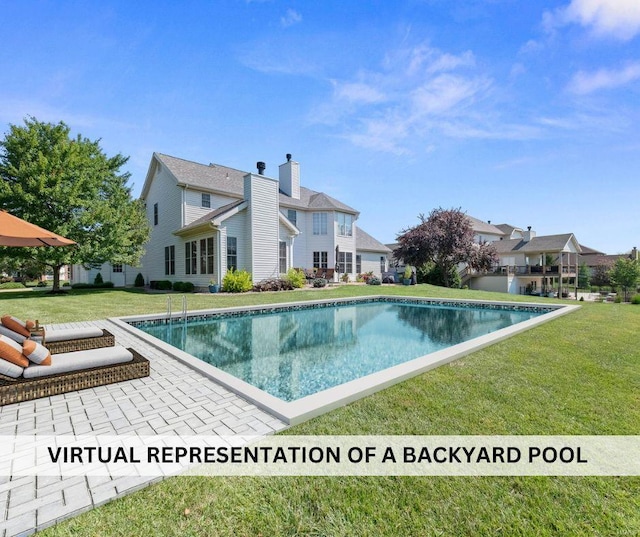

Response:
(52, 264), (62, 292)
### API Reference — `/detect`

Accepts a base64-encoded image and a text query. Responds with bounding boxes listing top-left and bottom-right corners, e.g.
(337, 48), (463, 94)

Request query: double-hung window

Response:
(200, 237), (214, 274)
(287, 209), (297, 227)
(338, 252), (353, 273)
(164, 246), (175, 275)
(185, 241), (197, 275)
(313, 251), (328, 269)
(202, 193), (211, 208)
(337, 213), (353, 236)
(312, 213), (327, 235)
(227, 237), (237, 270)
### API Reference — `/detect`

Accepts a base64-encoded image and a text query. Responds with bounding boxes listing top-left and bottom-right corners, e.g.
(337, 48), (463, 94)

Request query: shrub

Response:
(367, 277), (381, 286)
(614, 295), (622, 303)
(312, 278), (327, 288)
(182, 282), (194, 292)
(284, 268), (306, 289)
(36, 280), (49, 287)
(94, 273), (104, 285)
(0, 282), (25, 289)
(154, 280), (173, 291)
(134, 273), (145, 287)
(253, 278), (294, 292)
(222, 269), (253, 293)
(631, 295), (640, 305)
(70, 281), (114, 289)
(62, 282), (70, 287)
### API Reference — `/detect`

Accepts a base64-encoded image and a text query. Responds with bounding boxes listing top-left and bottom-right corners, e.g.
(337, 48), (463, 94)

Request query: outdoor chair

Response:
(0, 343), (150, 406)
(1, 315), (115, 354)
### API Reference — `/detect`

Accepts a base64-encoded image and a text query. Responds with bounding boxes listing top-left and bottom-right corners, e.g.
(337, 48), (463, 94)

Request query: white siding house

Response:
(74, 153), (390, 288)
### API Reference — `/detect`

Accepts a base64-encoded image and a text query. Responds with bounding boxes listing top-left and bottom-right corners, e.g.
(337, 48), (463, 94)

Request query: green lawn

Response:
(2, 285), (639, 536)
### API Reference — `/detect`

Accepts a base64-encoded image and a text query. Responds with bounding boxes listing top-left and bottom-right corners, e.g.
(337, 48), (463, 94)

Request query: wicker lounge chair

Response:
(45, 329), (116, 354)
(0, 347), (150, 406)
(0, 317), (115, 354)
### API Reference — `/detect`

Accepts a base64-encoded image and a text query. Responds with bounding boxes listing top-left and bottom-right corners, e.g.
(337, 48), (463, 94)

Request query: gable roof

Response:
(492, 233), (581, 254)
(466, 215), (507, 236)
(147, 153), (358, 215)
(495, 223), (523, 236)
(174, 200), (247, 236)
(356, 228), (392, 253)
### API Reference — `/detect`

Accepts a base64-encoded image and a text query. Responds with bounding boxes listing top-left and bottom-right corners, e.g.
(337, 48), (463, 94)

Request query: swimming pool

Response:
(113, 296), (578, 424)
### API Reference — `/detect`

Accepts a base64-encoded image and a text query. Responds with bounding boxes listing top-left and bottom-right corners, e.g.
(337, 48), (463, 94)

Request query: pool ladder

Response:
(166, 295), (188, 321)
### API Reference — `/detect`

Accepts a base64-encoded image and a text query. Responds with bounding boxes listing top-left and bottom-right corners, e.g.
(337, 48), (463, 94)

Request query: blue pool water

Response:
(133, 300), (544, 402)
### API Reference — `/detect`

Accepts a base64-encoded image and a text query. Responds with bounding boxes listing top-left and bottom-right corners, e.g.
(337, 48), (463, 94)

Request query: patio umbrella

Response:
(0, 210), (76, 247)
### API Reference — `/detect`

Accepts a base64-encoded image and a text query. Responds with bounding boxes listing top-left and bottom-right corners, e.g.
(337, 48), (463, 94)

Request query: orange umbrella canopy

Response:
(0, 211), (76, 247)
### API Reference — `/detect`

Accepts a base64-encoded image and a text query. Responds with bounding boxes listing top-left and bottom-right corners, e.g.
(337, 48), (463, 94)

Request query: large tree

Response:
(394, 208), (498, 288)
(0, 117), (150, 291)
(609, 258), (640, 302)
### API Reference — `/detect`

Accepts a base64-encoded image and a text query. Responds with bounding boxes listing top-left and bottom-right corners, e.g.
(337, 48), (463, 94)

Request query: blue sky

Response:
(2, 0), (639, 254)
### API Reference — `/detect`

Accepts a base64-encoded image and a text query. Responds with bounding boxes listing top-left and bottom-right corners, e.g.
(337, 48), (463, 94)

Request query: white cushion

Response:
(0, 357), (24, 378)
(23, 346), (133, 379)
(43, 327), (104, 343)
(0, 324), (26, 343)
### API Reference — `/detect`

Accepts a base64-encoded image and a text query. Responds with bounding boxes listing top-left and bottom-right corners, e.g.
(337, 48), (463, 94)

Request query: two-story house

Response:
(72, 153), (390, 288)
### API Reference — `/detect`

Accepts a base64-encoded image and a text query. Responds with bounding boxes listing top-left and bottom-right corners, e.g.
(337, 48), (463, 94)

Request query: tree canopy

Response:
(393, 208), (498, 288)
(0, 117), (150, 290)
(609, 258), (640, 302)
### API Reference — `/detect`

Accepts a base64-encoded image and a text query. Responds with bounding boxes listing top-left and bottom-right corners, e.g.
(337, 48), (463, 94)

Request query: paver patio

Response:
(0, 319), (287, 537)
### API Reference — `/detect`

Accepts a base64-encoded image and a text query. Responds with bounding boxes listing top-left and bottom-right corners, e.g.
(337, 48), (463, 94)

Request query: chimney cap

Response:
(256, 161), (266, 175)
(286, 153), (292, 162)
(527, 226), (532, 231)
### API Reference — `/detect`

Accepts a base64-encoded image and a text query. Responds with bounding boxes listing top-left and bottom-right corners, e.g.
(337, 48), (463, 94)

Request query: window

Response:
(338, 252), (353, 273)
(202, 193), (211, 208)
(380, 256), (386, 273)
(185, 241), (197, 275)
(112, 264), (123, 273)
(279, 241), (287, 274)
(337, 213), (353, 237)
(227, 237), (237, 271)
(153, 203), (158, 226)
(164, 246), (175, 275)
(312, 213), (327, 235)
(313, 251), (328, 269)
(356, 255), (362, 274)
(200, 237), (214, 274)
(287, 209), (297, 227)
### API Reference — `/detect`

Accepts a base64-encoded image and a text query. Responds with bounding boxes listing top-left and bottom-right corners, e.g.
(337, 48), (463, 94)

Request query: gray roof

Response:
(356, 228), (392, 253)
(177, 199), (246, 234)
(579, 244), (606, 256)
(466, 215), (507, 236)
(492, 233), (581, 254)
(495, 223), (522, 236)
(153, 153), (358, 214)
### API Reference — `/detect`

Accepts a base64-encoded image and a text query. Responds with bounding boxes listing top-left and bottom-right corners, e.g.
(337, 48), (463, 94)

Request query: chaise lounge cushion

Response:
(23, 345), (134, 379)
(1, 315), (34, 338)
(0, 335), (29, 368)
(42, 326), (104, 343)
(0, 324), (27, 344)
(22, 340), (52, 366)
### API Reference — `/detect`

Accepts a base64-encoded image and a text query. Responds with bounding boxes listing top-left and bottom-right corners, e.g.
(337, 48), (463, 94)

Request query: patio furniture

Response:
(0, 347), (150, 406)
(1, 316), (115, 353)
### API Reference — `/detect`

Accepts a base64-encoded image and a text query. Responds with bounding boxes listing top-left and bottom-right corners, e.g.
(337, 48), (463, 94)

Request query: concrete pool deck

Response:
(0, 320), (287, 537)
(113, 296), (580, 426)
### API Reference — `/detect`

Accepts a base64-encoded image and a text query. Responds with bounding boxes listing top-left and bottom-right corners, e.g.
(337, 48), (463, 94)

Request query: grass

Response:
(2, 285), (639, 536)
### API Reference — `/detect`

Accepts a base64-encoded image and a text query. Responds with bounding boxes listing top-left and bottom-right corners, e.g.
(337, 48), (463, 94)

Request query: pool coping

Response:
(109, 296), (580, 425)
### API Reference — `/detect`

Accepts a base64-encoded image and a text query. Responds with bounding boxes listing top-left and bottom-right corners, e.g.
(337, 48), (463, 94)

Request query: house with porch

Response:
(465, 228), (582, 296)
(72, 153), (390, 288)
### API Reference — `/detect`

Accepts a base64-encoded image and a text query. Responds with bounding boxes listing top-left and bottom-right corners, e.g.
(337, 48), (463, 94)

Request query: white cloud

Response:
(281, 9), (302, 28)
(547, 0), (640, 40)
(332, 81), (386, 104)
(315, 44), (499, 154)
(567, 62), (640, 94)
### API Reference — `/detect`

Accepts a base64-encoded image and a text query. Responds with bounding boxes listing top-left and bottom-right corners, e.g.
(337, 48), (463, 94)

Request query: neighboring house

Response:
(466, 229), (582, 296)
(73, 153), (390, 288)
(388, 213), (584, 296)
